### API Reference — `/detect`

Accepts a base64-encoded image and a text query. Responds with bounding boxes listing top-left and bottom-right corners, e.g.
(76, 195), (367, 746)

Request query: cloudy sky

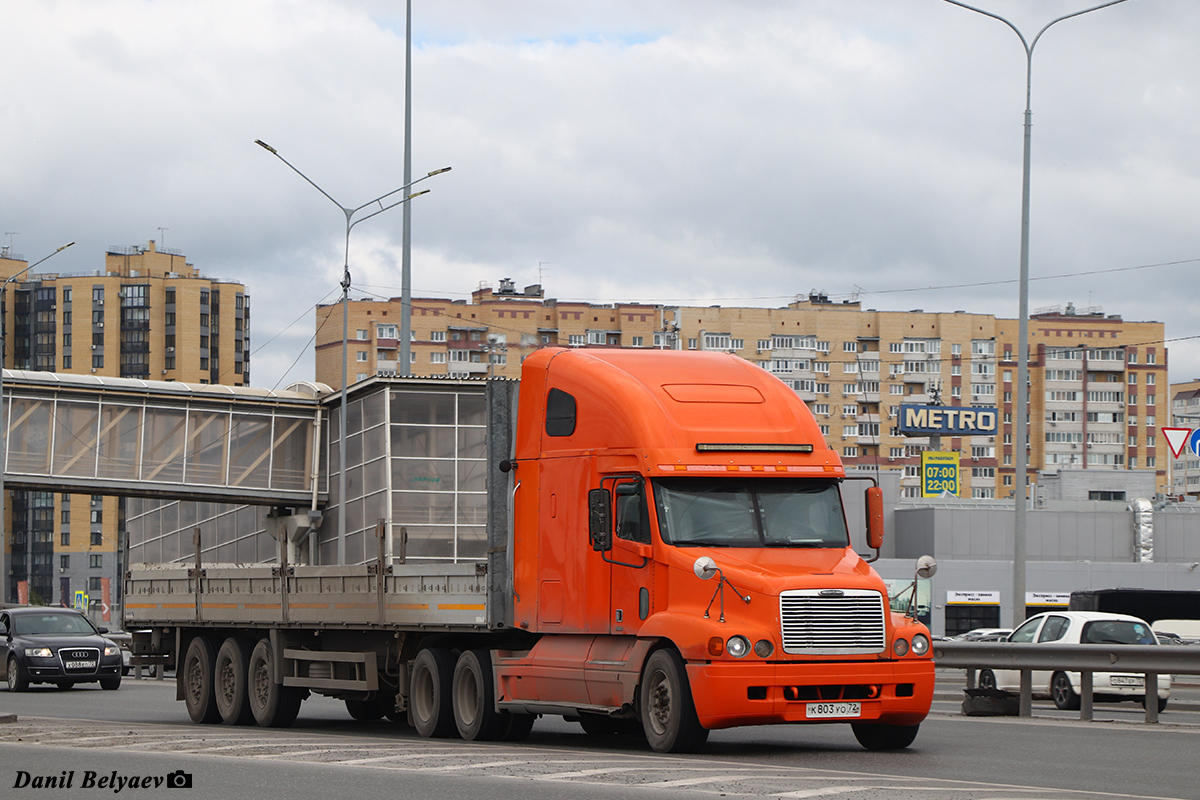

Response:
(4, 0), (1199, 390)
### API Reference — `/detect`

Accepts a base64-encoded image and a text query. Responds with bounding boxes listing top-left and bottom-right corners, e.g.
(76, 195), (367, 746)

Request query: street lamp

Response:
(1, 241), (74, 602)
(255, 139), (449, 566)
(943, 0), (1134, 629)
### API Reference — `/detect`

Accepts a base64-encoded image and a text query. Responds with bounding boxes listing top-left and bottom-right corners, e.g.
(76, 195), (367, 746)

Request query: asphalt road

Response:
(2, 676), (1199, 800)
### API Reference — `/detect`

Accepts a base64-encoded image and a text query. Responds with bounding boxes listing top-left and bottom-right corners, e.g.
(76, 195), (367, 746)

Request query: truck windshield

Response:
(652, 477), (848, 548)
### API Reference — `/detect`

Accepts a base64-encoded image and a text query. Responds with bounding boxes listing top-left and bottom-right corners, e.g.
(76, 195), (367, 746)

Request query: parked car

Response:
(0, 607), (124, 691)
(977, 611), (1169, 712)
(953, 628), (1012, 642)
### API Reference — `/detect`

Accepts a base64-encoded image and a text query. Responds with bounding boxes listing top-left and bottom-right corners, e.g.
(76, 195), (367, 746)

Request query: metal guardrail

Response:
(933, 641), (1200, 724)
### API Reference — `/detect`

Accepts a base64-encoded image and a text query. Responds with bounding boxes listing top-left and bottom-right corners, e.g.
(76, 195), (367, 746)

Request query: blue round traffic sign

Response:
(1189, 429), (1200, 458)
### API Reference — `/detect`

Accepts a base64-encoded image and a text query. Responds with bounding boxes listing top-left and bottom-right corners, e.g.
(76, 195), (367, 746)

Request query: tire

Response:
(214, 638), (254, 725)
(578, 713), (619, 736)
(410, 648), (458, 738)
(499, 712), (536, 741)
(6, 656), (28, 692)
(100, 675), (121, 691)
(452, 649), (507, 741)
(852, 722), (920, 750)
(1051, 671), (1081, 711)
(977, 670), (997, 691)
(1142, 695), (1168, 714)
(56, 681), (75, 690)
(247, 639), (303, 728)
(182, 637), (221, 723)
(639, 649), (709, 753)
(346, 697), (387, 721)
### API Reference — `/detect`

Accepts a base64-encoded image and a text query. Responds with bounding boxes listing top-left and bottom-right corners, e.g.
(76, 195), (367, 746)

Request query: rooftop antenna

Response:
(3, 232), (17, 251)
(158, 227), (169, 248)
(539, 261), (549, 288)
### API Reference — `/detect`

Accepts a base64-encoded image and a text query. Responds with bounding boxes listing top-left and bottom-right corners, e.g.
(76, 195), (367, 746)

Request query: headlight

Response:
(104, 646), (121, 657)
(893, 637), (910, 657)
(24, 648), (53, 658)
(726, 636), (751, 658)
(911, 634), (930, 656)
(754, 639), (774, 658)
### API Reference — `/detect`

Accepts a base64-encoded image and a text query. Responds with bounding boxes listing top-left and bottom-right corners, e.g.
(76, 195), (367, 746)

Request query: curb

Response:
(0, 714), (17, 724)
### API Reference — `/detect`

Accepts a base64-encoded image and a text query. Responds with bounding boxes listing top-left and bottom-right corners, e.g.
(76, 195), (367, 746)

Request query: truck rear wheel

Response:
(215, 638), (255, 725)
(639, 649), (709, 753)
(410, 647), (458, 738)
(851, 722), (920, 750)
(182, 637), (220, 724)
(248, 639), (303, 728)
(452, 649), (506, 741)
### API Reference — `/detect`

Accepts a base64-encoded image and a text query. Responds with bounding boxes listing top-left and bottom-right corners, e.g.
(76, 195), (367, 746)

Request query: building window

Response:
(356, 351), (368, 362)
(357, 329), (368, 340)
(431, 352), (446, 364)
(89, 554), (102, 569)
(631, 336), (644, 347)
(843, 342), (858, 353)
(431, 331), (446, 342)
(60, 555), (70, 570)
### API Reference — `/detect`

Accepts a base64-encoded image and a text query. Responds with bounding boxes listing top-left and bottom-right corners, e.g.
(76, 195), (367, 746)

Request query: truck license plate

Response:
(65, 661), (96, 670)
(1110, 676), (1144, 687)
(805, 702), (861, 719)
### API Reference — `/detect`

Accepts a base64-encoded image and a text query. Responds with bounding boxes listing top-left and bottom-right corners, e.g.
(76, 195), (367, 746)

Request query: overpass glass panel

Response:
(185, 409), (229, 485)
(96, 403), (142, 479)
(51, 400), (100, 477)
(6, 396), (52, 474)
(227, 416), (272, 489)
(140, 407), (188, 483)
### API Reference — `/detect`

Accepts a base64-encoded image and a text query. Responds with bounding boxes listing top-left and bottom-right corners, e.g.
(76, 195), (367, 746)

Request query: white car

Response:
(978, 611), (1170, 712)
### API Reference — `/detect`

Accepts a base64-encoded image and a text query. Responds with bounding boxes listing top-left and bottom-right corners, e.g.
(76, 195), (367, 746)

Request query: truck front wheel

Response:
(639, 649), (709, 753)
(247, 639), (303, 728)
(452, 649), (506, 741)
(851, 722), (920, 750)
(410, 648), (458, 738)
(182, 637), (220, 724)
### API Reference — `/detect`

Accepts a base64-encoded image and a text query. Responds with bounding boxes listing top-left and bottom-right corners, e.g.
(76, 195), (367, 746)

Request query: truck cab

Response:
(489, 347), (934, 751)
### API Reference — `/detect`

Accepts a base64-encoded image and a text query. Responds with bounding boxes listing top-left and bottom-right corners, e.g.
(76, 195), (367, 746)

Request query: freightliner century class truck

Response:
(125, 347), (936, 752)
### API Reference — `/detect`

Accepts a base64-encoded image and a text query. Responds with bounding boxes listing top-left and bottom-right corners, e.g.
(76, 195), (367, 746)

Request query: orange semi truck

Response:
(125, 347), (935, 752)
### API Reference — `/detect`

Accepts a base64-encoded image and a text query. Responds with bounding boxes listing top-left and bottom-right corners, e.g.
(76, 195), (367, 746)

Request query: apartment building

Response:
(315, 284), (1167, 502)
(1169, 378), (1200, 498)
(0, 241), (250, 606)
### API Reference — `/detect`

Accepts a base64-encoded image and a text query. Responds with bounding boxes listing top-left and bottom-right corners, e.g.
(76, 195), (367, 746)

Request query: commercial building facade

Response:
(0, 241), (250, 608)
(317, 285), (1168, 502)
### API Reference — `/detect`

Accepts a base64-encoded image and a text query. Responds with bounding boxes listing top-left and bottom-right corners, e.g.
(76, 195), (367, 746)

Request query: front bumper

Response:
(25, 658), (123, 682)
(686, 658), (934, 730)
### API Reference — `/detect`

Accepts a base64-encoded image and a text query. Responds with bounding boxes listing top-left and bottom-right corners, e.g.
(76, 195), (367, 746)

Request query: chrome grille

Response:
(780, 589), (886, 655)
(57, 647), (101, 675)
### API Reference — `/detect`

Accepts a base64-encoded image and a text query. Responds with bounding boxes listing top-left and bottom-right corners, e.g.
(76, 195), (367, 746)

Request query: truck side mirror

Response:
(865, 485), (884, 550)
(588, 488), (612, 551)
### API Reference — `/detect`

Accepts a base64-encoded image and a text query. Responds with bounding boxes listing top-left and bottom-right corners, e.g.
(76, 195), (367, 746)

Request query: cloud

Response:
(3, 0), (1199, 387)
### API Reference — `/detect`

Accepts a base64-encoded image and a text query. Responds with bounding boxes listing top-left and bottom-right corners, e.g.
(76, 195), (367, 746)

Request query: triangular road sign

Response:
(1163, 427), (1191, 459)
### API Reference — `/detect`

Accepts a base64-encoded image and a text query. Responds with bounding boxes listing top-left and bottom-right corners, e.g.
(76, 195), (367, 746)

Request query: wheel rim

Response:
(7, 659), (16, 690)
(454, 667), (480, 727)
(1053, 674), (1070, 704)
(413, 663), (435, 723)
(219, 658), (236, 707)
(979, 671), (995, 690)
(646, 667), (672, 736)
(187, 655), (205, 704)
(251, 658), (270, 710)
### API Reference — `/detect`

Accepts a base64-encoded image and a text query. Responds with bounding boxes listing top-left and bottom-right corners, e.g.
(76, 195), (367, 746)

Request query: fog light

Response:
(893, 638), (910, 657)
(754, 639), (774, 658)
(708, 637), (724, 656)
(726, 636), (750, 658)
(911, 634), (930, 656)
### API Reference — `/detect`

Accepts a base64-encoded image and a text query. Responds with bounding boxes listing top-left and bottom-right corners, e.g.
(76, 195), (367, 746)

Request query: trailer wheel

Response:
(452, 649), (506, 741)
(182, 637), (220, 724)
(639, 649), (709, 753)
(851, 722), (920, 750)
(345, 697), (387, 721)
(499, 712), (536, 741)
(248, 639), (303, 728)
(215, 638), (255, 725)
(410, 647), (458, 738)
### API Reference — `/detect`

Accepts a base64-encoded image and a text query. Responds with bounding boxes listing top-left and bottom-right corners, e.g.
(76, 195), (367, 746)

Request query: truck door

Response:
(610, 479), (653, 635)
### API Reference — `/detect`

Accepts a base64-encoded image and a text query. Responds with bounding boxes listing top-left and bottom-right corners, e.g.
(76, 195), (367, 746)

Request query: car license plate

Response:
(805, 702), (861, 719)
(1110, 676), (1144, 687)
(65, 661), (96, 670)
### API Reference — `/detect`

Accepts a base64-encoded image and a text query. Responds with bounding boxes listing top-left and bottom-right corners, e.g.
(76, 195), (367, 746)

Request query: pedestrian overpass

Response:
(1, 370), (328, 507)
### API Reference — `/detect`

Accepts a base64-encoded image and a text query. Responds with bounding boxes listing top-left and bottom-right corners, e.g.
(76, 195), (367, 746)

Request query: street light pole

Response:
(942, 0), (1134, 629)
(1, 241), (74, 602)
(255, 139), (449, 565)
